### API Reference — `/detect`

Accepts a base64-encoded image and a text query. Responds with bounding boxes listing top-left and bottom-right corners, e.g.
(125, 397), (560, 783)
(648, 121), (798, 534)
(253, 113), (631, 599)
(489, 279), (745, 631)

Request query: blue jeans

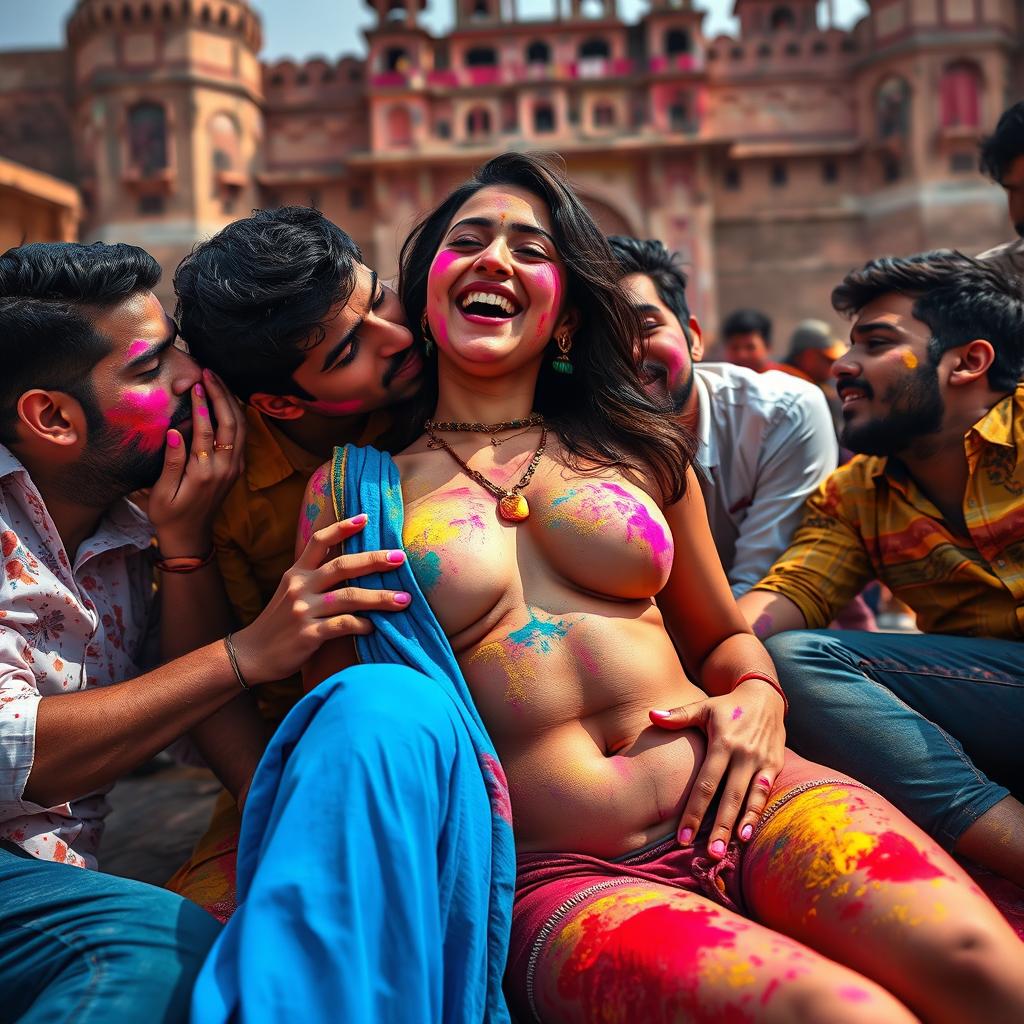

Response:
(0, 842), (221, 1023)
(192, 664), (507, 1024)
(766, 629), (1022, 849)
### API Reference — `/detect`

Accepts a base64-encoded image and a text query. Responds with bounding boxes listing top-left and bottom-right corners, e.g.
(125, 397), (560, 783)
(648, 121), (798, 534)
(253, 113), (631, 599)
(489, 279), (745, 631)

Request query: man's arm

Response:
(726, 384), (837, 595)
(736, 589), (808, 639)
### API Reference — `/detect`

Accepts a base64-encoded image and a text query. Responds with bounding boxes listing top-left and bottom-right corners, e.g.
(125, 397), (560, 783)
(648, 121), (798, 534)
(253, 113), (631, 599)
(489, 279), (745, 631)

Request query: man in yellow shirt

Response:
(167, 207), (422, 917)
(736, 251), (1024, 888)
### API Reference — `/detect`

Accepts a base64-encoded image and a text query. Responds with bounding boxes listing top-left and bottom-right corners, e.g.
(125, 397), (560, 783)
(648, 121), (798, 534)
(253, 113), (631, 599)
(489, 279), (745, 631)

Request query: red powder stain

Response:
(106, 388), (171, 452)
(731, 706), (743, 721)
(839, 900), (865, 921)
(855, 831), (949, 884)
(556, 903), (747, 1022)
(760, 977), (780, 1006)
(839, 986), (871, 1003)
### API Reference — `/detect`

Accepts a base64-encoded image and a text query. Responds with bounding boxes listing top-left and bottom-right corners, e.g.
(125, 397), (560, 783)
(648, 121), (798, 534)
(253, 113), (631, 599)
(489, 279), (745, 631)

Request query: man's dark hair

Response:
(721, 308), (772, 344)
(832, 250), (1024, 392)
(174, 206), (363, 402)
(606, 235), (692, 339)
(979, 101), (1024, 184)
(0, 241), (161, 445)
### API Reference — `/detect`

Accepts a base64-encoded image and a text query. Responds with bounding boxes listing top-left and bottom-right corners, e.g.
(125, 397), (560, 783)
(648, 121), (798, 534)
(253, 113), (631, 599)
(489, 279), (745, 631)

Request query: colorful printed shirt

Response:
(0, 445), (154, 868)
(754, 383), (1024, 638)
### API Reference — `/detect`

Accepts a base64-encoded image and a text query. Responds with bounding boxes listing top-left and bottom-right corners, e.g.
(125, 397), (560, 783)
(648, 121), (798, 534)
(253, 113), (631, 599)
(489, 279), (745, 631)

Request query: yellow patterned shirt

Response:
(754, 383), (1024, 638)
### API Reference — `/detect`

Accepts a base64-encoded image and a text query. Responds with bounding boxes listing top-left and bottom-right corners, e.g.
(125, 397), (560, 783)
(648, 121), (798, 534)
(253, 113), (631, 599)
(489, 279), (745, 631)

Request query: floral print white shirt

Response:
(0, 445), (154, 868)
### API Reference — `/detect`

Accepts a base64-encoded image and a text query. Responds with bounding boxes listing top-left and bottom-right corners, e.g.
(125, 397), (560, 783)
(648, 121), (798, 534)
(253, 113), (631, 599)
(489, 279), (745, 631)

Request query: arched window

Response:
(465, 46), (497, 67)
(208, 111), (240, 172)
(526, 40), (551, 65)
(533, 103), (555, 133)
(128, 102), (168, 176)
(664, 28), (691, 56)
(940, 61), (981, 129)
(876, 76), (911, 141)
(579, 37), (610, 59)
(770, 5), (796, 30)
(386, 105), (413, 146)
(385, 47), (409, 72)
(593, 102), (616, 127)
(466, 106), (492, 137)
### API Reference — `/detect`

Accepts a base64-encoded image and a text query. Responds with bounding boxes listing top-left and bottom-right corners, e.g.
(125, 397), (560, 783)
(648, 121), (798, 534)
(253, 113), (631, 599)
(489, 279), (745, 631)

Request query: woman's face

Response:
(424, 185), (572, 373)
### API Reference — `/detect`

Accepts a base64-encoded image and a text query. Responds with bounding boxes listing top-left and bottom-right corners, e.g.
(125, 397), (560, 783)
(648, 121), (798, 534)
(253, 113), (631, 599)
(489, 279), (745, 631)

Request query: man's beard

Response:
(59, 391), (191, 507)
(840, 363), (944, 456)
(643, 360), (695, 414)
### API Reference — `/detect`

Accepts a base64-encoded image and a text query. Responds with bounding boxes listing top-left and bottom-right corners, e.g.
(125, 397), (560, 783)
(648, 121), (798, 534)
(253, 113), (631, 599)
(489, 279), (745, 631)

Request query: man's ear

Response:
(250, 392), (307, 421)
(947, 339), (995, 388)
(688, 316), (705, 362)
(16, 390), (85, 448)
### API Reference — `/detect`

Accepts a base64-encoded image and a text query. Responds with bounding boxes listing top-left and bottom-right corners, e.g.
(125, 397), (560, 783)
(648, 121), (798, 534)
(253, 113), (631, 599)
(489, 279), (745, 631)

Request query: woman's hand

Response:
(649, 677), (786, 858)
(229, 516), (412, 685)
(148, 368), (246, 557)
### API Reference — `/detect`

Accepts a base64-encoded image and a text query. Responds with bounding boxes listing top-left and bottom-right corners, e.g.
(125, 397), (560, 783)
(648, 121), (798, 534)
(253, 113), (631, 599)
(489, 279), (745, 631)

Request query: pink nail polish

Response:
(194, 382), (205, 398)
(649, 709), (671, 720)
(740, 824), (753, 841)
(710, 839), (726, 856)
(394, 592), (411, 605)
(351, 514), (368, 525)
(679, 827), (693, 844)
(386, 550), (405, 564)
(166, 431), (181, 448)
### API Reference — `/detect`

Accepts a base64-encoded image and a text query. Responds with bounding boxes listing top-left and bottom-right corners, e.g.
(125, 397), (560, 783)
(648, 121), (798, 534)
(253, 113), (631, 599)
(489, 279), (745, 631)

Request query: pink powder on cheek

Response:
(306, 398), (365, 416)
(105, 388), (171, 452)
(428, 249), (460, 285)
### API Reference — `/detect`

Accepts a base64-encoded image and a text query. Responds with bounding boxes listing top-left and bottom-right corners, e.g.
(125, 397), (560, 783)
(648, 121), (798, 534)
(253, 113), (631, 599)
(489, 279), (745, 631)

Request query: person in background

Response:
(738, 251), (1024, 890)
(978, 100), (1024, 278)
(608, 235), (837, 596)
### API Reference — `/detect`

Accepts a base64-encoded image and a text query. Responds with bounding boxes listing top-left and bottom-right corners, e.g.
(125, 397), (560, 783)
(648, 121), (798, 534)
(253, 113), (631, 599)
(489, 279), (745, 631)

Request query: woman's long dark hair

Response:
(397, 152), (696, 504)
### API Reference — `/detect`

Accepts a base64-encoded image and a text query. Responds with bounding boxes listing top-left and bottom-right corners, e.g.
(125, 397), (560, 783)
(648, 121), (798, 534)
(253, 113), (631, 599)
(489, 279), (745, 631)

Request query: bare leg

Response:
(745, 778), (1024, 1024)
(954, 796), (1024, 887)
(525, 881), (919, 1024)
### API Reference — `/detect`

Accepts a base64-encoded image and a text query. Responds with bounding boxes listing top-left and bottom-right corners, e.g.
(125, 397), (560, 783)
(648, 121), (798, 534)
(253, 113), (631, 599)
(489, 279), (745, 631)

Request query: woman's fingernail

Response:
(166, 430), (181, 448)
(649, 709), (672, 720)
(194, 382), (205, 398)
(386, 550), (405, 564)
(394, 592), (411, 606)
(710, 839), (727, 856)
(740, 824), (753, 842)
(679, 827), (693, 844)
(351, 514), (368, 525)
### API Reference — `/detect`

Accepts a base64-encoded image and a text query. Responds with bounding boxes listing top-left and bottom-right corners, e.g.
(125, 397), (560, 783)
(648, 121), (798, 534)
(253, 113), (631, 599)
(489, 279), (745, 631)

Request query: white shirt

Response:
(693, 363), (838, 596)
(0, 445), (154, 868)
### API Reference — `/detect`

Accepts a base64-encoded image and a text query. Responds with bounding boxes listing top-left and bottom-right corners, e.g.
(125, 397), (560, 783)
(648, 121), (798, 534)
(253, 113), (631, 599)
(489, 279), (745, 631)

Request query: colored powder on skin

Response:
(601, 482), (673, 572)
(409, 549), (442, 592)
(469, 637), (537, 707)
(126, 339), (151, 360)
(479, 752), (513, 824)
(402, 491), (485, 594)
(731, 706), (743, 721)
(839, 987), (871, 1003)
(551, 899), (748, 1023)
(105, 388), (171, 452)
(902, 351), (919, 369)
(854, 831), (949, 884)
(300, 466), (331, 544)
(507, 607), (571, 653)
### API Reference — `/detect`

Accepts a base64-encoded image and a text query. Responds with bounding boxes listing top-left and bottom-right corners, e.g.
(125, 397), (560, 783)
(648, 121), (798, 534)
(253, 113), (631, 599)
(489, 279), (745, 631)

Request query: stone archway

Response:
(576, 191), (636, 238)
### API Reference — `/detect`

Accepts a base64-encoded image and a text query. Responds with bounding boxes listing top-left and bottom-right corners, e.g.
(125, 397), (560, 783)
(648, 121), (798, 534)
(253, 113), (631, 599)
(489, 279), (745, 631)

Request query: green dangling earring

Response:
(552, 329), (574, 375)
(420, 311), (435, 356)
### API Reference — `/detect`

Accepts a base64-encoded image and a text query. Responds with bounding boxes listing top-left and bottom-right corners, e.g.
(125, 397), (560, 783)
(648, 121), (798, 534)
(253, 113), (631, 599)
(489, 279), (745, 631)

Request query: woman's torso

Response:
(395, 435), (707, 858)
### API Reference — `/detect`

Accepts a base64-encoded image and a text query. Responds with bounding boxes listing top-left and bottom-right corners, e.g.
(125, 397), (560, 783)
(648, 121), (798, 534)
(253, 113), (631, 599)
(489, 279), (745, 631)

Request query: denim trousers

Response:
(0, 841), (221, 1023)
(765, 629), (1023, 850)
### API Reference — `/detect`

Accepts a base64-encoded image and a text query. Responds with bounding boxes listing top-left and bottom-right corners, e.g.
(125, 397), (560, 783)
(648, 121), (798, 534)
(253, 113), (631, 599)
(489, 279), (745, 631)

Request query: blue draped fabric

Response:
(190, 445), (513, 1024)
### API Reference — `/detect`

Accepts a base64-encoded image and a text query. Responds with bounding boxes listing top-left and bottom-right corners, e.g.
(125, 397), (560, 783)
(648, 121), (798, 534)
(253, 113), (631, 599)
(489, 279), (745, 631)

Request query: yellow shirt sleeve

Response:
(753, 466), (874, 628)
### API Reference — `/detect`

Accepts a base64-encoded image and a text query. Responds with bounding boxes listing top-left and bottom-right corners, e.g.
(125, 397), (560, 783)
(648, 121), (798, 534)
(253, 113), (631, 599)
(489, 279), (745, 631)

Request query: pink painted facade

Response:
(0, 0), (1016, 341)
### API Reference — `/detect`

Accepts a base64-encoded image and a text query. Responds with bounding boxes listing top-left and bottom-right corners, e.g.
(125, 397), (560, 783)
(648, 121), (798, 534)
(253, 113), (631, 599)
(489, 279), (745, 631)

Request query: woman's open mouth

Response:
(455, 284), (523, 324)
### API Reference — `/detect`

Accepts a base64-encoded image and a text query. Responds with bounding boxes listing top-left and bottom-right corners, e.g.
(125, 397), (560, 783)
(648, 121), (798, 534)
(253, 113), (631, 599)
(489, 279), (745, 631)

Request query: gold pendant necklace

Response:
(424, 419), (547, 523)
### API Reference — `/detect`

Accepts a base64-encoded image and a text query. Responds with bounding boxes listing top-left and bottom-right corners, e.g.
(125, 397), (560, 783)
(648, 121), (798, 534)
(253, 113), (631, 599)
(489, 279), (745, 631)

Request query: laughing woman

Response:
(300, 154), (1024, 1024)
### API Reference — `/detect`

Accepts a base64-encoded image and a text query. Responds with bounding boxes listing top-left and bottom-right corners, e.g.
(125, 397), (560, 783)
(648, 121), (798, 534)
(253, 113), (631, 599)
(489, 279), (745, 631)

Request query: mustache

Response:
(382, 349), (415, 388)
(836, 378), (874, 400)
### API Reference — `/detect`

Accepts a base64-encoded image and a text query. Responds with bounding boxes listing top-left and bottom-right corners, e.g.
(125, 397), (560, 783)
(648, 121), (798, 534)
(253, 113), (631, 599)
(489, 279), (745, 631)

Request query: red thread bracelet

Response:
(732, 671), (789, 717)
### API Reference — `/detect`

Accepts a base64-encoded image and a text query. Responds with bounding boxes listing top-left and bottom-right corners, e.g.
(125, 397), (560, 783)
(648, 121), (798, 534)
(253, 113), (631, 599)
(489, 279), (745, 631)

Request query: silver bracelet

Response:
(223, 632), (251, 691)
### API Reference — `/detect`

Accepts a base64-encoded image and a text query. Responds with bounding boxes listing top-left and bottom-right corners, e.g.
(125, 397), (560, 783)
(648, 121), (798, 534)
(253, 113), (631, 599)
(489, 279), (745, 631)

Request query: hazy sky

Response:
(1, 0), (869, 60)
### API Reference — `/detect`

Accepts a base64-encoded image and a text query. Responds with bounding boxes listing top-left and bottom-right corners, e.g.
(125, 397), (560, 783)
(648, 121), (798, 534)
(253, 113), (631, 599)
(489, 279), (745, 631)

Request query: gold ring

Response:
(195, 450), (210, 461)
(213, 443), (234, 452)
